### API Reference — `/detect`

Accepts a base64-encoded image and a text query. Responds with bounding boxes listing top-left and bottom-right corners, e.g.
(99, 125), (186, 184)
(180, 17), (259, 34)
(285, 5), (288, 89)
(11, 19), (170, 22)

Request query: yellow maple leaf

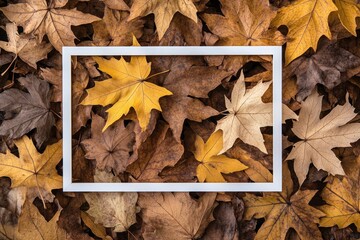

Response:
(81, 36), (172, 131)
(193, 130), (248, 182)
(0, 136), (62, 202)
(335, 0), (360, 36)
(271, 0), (338, 64)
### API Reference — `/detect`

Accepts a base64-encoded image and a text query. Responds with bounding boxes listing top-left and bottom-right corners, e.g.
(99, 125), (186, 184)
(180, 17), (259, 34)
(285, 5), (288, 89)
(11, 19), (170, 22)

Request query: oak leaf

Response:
(193, 130), (248, 182)
(81, 114), (135, 174)
(216, 71), (297, 154)
(289, 42), (360, 100)
(81, 36), (172, 131)
(271, 0), (338, 64)
(335, 0), (360, 36)
(203, 0), (284, 46)
(138, 192), (217, 240)
(1, 0), (100, 52)
(128, 0), (198, 39)
(318, 156), (360, 231)
(0, 23), (52, 69)
(84, 172), (138, 232)
(0, 136), (62, 202)
(0, 75), (55, 148)
(287, 91), (360, 185)
(243, 164), (325, 240)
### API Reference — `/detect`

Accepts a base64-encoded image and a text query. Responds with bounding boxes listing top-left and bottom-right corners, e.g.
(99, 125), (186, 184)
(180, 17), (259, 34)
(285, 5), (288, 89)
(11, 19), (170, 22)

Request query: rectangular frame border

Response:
(62, 46), (282, 192)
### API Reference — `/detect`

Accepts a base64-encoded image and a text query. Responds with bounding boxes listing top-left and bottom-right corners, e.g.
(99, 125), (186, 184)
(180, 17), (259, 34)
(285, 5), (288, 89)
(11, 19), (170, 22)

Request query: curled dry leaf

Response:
(81, 36), (172, 131)
(287, 91), (360, 185)
(128, 0), (198, 39)
(1, 0), (100, 52)
(82, 114), (135, 174)
(193, 130), (248, 182)
(138, 192), (217, 240)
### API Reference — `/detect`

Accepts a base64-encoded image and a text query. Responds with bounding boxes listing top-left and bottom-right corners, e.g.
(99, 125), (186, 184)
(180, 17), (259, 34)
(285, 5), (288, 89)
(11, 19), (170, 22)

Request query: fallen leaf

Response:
(287, 91), (360, 185)
(1, 0), (100, 52)
(160, 57), (231, 141)
(203, 0), (284, 46)
(216, 71), (297, 154)
(15, 200), (67, 239)
(0, 23), (52, 69)
(289, 42), (360, 100)
(82, 114), (135, 174)
(335, 0), (360, 36)
(93, 6), (144, 46)
(0, 75), (55, 148)
(0, 136), (62, 204)
(193, 130), (248, 182)
(81, 36), (172, 131)
(84, 171), (138, 232)
(271, 0), (338, 64)
(138, 192), (217, 240)
(102, 0), (129, 11)
(80, 211), (109, 239)
(127, 121), (184, 182)
(318, 156), (360, 231)
(128, 0), (198, 39)
(243, 164), (325, 240)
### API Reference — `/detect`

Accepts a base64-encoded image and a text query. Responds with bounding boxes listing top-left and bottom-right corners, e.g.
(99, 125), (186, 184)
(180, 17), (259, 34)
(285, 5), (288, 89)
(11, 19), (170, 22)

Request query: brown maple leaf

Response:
(92, 6), (144, 46)
(157, 56), (231, 141)
(127, 121), (184, 182)
(288, 42), (360, 100)
(1, 0), (100, 52)
(138, 192), (217, 240)
(82, 114), (135, 174)
(0, 23), (52, 69)
(243, 164), (325, 240)
(0, 75), (55, 148)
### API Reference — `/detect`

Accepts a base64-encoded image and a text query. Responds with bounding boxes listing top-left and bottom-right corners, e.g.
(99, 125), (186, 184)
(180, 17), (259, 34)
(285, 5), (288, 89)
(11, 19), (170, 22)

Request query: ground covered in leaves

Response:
(1, 0), (360, 239)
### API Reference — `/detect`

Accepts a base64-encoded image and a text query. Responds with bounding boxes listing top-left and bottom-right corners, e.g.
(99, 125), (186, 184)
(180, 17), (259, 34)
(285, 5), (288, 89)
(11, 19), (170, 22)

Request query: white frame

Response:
(62, 46), (282, 192)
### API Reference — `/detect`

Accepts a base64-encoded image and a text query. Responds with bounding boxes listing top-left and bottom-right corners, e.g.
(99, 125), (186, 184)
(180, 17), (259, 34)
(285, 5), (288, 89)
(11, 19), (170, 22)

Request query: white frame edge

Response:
(62, 46), (282, 192)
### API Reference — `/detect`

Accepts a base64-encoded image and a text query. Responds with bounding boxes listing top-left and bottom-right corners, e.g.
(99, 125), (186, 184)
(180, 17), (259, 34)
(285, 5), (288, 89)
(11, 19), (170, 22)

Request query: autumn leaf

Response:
(0, 0), (100, 52)
(288, 42), (360, 100)
(138, 192), (217, 240)
(243, 164), (325, 240)
(81, 114), (135, 174)
(193, 130), (248, 182)
(203, 0), (284, 46)
(0, 136), (62, 204)
(318, 156), (360, 231)
(0, 75), (55, 148)
(335, 0), (360, 36)
(15, 200), (67, 239)
(216, 71), (297, 154)
(84, 172), (138, 233)
(103, 0), (129, 11)
(93, 6), (144, 46)
(271, 0), (338, 64)
(287, 91), (360, 185)
(128, 0), (198, 39)
(81, 36), (172, 131)
(127, 121), (184, 182)
(160, 56), (231, 141)
(0, 23), (52, 69)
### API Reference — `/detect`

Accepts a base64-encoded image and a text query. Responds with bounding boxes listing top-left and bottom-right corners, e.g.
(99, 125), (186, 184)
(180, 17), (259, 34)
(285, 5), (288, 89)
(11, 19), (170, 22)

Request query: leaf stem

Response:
(1, 55), (17, 76)
(146, 69), (170, 80)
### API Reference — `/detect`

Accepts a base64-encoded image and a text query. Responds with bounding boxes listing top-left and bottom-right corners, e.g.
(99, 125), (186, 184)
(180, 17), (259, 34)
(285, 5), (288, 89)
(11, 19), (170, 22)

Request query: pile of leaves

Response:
(1, 0), (360, 239)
